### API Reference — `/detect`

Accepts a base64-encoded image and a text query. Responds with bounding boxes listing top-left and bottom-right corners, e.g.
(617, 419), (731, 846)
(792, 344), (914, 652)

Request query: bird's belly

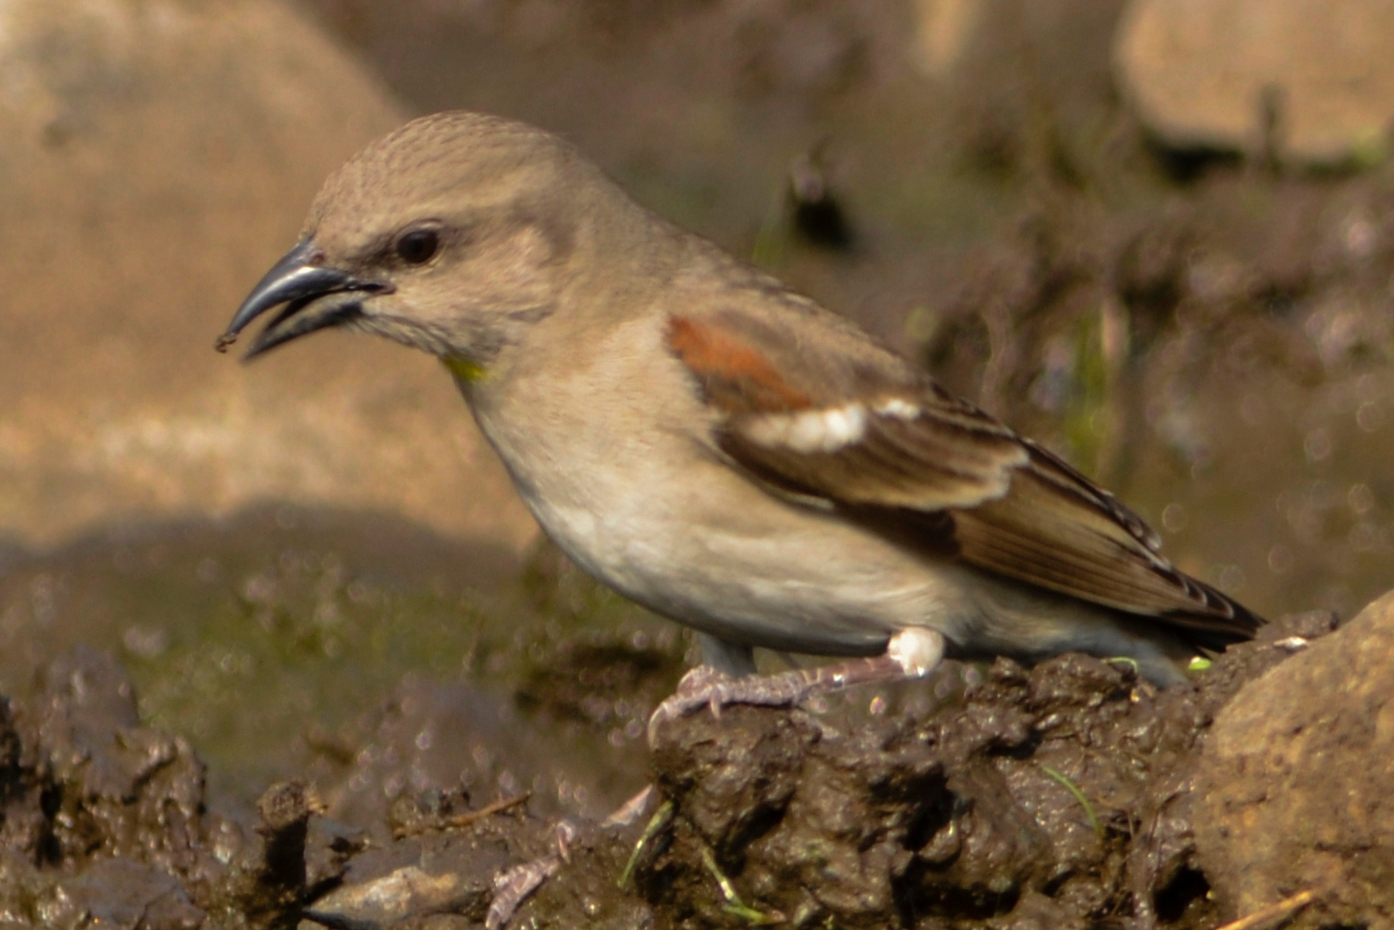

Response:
(521, 478), (975, 657)
(491, 421), (1183, 677)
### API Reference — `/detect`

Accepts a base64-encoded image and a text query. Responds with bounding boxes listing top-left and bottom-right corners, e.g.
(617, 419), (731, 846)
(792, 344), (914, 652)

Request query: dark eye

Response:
(395, 228), (440, 265)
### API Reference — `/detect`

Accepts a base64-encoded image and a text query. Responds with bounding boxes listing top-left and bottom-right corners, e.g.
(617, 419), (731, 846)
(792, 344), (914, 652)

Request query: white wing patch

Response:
(740, 396), (925, 455)
(744, 402), (868, 453)
(873, 397), (920, 420)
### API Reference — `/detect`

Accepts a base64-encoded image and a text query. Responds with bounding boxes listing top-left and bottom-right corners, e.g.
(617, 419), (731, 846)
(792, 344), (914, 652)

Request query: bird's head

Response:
(220, 112), (617, 377)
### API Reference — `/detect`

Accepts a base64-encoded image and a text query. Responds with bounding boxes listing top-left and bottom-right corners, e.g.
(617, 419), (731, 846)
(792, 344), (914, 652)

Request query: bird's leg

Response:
(648, 627), (945, 744)
(697, 632), (757, 676)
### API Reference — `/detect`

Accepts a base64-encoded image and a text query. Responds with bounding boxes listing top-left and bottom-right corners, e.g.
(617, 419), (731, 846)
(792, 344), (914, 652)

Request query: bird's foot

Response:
(484, 820), (576, 930)
(647, 628), (944, 745)
(646, 665), (812, 744)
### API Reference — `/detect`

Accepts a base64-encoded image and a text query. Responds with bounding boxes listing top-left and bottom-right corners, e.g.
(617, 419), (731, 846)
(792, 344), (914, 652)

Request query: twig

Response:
(1211, 890), (1316, 930)
(395, 792), (530, 838)
(446, 792), (531, 829)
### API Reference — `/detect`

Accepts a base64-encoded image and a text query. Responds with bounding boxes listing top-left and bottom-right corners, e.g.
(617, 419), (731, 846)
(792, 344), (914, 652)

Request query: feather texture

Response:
(667, 307), (1261, 649)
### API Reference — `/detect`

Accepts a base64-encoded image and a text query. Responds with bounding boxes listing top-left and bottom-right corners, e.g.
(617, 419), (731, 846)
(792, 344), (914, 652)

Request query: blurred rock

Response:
(912, 0), (988, 76)
(1195, 591), (1394, 928)
(305, 841), (500, 929)
(0, 0), (536, 552)
(1115, 0), (1394, 166)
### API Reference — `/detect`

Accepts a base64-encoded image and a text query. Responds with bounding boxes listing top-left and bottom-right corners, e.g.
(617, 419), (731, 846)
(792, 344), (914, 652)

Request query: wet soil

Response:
(0, 604), (1335, 928)
(0, 507), (680, 820)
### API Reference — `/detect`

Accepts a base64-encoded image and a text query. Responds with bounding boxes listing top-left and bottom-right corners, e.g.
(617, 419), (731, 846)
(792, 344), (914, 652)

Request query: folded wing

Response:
(667, 305), (1261, 648)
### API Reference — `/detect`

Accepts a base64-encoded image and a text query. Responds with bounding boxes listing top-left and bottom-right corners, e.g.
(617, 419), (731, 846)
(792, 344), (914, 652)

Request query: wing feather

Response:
(666, 306), (1262, 645)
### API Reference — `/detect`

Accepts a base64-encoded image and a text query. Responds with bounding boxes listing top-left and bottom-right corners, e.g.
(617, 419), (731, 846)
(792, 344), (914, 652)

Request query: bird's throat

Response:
(442, 355), (488, 383)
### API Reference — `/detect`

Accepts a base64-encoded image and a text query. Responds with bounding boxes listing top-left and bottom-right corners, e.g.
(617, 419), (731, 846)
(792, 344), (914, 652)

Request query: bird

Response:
(219, 111), (1262, 728)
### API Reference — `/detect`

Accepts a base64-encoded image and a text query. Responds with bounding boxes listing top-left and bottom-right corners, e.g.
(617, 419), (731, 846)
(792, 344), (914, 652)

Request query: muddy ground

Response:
(1, 1), (1392, 928)
(0, 602), (1340, 929)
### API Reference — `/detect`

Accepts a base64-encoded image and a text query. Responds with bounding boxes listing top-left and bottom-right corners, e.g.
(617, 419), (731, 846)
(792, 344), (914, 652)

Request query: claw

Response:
(555, 820), (577, 863)
(486, 856), (560, 930)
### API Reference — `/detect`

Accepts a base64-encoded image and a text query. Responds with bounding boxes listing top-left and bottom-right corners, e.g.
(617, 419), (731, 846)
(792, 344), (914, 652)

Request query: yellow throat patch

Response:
(442, 356), (488, 383)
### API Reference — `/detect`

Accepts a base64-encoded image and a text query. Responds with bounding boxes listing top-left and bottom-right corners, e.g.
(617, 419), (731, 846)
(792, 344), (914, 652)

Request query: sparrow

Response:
(219, 111), (1262, 725)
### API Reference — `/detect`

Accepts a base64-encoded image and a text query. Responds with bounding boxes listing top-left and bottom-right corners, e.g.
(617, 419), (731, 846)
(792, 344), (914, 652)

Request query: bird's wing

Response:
(666, 304), (1261, 646)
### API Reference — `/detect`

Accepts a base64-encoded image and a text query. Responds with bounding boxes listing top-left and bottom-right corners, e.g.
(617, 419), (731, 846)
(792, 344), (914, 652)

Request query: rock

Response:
(305, 851), (497, 929)
(0, 0), (536, 552)
(1195, 591), (1394, 928)
(1114, 0), (1394, 166)
(304, 814), (653, 930)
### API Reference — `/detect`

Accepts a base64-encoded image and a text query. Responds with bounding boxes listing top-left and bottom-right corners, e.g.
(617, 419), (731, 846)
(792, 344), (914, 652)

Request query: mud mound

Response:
(631, 611), (1334, 929)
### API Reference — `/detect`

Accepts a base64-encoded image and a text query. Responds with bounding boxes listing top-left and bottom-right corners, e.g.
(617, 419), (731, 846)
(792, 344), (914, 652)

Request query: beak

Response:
(217, 239), (392, 358)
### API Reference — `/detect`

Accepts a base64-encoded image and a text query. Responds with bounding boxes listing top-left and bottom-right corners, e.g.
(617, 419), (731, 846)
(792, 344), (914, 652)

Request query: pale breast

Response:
(467, 314), (985, 655)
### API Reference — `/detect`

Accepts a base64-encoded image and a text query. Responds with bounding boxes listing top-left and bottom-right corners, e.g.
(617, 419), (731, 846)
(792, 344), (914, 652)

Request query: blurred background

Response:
(0, 0), (1391, 816)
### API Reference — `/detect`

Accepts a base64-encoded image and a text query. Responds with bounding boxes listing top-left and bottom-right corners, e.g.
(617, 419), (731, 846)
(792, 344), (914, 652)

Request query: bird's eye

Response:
(395, 228), (440, 265)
